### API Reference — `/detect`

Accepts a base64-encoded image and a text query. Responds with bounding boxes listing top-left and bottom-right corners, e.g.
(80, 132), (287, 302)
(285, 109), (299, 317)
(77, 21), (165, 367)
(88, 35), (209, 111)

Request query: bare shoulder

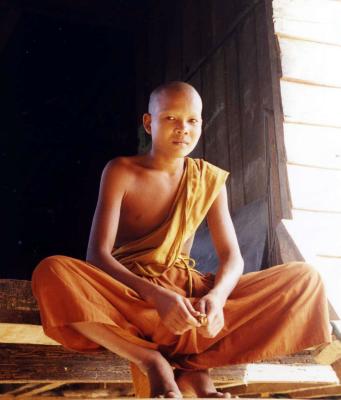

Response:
(101, 155), (140, 185)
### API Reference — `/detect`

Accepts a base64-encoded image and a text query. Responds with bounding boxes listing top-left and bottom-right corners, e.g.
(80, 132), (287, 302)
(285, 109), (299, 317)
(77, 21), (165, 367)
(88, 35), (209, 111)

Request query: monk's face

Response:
(143, 88), (203, 157)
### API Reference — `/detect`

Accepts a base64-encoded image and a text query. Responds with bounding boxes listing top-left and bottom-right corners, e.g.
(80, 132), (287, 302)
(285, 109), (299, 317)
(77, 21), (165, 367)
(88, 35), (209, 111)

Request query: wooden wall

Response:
(135, 0), (288, 268)
(273, 0), (341, 316)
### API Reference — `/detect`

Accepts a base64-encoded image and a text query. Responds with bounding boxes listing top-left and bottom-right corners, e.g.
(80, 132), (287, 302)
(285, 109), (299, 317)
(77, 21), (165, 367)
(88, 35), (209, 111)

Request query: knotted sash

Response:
(111, 157), (229, 296)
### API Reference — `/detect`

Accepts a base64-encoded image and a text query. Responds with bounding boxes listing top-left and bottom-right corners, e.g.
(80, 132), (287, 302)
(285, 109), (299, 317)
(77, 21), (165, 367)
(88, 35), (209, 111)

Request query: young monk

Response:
(31, 81), (332, 398)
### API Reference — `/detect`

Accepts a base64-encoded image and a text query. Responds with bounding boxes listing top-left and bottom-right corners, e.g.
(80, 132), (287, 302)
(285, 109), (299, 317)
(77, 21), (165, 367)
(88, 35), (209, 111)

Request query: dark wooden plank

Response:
(255, 1), (287, 266)
(0, 279), (38, 310)
(0, 309), (40, 324)
(164, 0), (183, 81)
(0, 344), (131, 383)
(198, 0), (214, 60)
(223, 36), (245, 212)
(202, 47), (230, 172)
(188, 71), (204, 159)
(182, 0), (202, 79)
(264, 0), (292, 220)
(237, 12), (267, 204)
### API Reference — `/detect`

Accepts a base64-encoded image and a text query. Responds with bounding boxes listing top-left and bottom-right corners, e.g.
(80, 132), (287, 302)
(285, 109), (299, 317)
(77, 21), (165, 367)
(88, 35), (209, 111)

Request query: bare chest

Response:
(115, 174), (182, 247)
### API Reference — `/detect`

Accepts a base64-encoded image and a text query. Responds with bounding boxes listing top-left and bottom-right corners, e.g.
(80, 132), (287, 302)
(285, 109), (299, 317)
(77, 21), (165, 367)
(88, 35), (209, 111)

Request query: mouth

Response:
(173, 140), (189, 145)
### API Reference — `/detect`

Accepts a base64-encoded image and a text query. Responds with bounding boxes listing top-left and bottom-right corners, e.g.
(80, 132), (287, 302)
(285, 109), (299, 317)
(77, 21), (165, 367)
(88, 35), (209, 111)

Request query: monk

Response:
(31, 81), (332, 398)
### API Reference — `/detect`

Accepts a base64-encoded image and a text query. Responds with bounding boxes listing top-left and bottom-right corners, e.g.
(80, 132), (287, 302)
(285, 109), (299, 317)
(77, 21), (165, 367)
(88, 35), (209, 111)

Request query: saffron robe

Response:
(31, 157), (332, 397)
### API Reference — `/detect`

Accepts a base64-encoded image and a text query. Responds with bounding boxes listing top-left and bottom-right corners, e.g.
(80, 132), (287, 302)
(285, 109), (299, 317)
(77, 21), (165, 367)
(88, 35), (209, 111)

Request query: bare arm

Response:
(206, 184), (244, 305)
(194, 184), (244, 338)
(86, 158), (162, 305)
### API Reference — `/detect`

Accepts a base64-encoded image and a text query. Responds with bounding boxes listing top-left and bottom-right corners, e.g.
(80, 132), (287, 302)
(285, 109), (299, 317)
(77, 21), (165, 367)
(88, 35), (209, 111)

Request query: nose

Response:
(175, 120), (189, 135)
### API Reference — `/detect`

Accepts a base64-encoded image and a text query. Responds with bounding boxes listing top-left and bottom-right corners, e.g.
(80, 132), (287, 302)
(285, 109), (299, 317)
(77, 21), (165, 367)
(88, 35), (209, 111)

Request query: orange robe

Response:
(31, 157), (332, 397)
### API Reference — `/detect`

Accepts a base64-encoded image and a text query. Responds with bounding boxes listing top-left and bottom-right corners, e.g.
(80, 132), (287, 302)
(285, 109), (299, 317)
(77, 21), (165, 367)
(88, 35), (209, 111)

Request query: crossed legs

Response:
(70, 322), (230, 398)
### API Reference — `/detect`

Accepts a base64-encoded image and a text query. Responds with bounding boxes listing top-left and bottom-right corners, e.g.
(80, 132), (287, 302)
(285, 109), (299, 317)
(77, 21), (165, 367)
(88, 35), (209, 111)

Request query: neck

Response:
(144, 150), (186, 175)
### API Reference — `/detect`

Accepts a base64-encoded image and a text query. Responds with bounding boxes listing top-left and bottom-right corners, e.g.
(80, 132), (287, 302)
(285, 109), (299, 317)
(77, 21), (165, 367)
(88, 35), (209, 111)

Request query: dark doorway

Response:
(1, 10), (139, 279)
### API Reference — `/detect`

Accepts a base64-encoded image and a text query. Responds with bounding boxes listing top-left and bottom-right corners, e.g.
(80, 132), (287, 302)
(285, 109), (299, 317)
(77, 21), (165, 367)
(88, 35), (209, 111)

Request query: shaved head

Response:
(148, 81), (202, 114)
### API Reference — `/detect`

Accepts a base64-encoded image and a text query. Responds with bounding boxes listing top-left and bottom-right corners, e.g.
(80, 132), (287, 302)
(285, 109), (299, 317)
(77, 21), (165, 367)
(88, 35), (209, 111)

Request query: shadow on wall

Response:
(191, 198), (268, 274)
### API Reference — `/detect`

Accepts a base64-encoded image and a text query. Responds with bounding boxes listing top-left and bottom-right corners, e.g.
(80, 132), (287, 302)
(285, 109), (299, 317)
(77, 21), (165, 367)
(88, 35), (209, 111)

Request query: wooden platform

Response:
(0, 279), (340, 398)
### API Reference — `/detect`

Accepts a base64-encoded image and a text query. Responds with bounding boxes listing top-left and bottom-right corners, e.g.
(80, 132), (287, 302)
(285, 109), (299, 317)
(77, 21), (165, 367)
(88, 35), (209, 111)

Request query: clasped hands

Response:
(153, 288), (225, 338)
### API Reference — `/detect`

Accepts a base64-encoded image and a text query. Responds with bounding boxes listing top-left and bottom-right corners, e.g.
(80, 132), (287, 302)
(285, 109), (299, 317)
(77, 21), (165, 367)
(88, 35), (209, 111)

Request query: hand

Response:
(152, 287), (201, 335)
(194, 293), (225, 338)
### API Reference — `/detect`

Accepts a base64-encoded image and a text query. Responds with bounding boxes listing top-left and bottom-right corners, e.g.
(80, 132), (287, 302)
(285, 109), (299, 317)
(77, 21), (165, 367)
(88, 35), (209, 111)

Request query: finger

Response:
(174, 313), (198, 331)
(179, 303), (201, 327)
(184, 298), (200, 316)
(194, 299), (206, 314)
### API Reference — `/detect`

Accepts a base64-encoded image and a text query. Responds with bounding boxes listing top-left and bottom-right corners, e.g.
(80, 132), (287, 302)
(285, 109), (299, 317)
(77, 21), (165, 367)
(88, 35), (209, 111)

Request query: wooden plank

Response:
(0, 343), (247, 385)
(255, 0), (284, 265)
(16, 382), (68, 398)
(188, 71), (204, 159)
(279, 38), (341, 88)
(287, 164), (341, 213)
(226, 382), (338, 396)
(0, 323), (58, 345)
(237, 12), (267, 204)
(281, 80), (341, 128)
(2, 383), (42, 396)
(164, 1), (183, 81)
(288, 384), (341, 398)
(333, 357), (341, 380)
(273, 0), (341, 47)
(0, 279), (38, 310)
(314, 340), (341, 365)
(264, 0), (292, 221)
(284, 123), (341, 170)
(223, 36), (245, 212)
(201, 47), (230, 172)
(0, 309), (41, 325)
(0, 343), (131, 383)
(211, 0), (236, 47)
(198, 0), (214, 60)
(146, 3), (167, 91)
(182, 0), (201, 78)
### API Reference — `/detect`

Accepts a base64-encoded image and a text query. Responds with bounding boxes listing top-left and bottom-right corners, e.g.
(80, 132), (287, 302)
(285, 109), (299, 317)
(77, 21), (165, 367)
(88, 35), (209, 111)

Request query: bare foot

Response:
(175, 369), (231, 398)
(140, 353), (183, 398)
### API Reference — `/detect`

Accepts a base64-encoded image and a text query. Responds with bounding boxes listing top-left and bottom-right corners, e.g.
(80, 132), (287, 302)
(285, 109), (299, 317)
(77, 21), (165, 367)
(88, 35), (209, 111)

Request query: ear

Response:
(143, 113), (152, 135)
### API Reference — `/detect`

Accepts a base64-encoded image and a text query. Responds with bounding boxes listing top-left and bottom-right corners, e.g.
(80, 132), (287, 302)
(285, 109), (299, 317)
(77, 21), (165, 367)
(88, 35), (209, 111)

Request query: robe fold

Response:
(31, 156), (332, 398)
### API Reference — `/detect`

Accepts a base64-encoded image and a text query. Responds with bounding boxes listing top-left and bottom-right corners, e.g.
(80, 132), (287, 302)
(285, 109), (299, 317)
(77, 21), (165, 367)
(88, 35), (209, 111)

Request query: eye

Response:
(189, 119), (198, 124)
(166, 116), (175, 120)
